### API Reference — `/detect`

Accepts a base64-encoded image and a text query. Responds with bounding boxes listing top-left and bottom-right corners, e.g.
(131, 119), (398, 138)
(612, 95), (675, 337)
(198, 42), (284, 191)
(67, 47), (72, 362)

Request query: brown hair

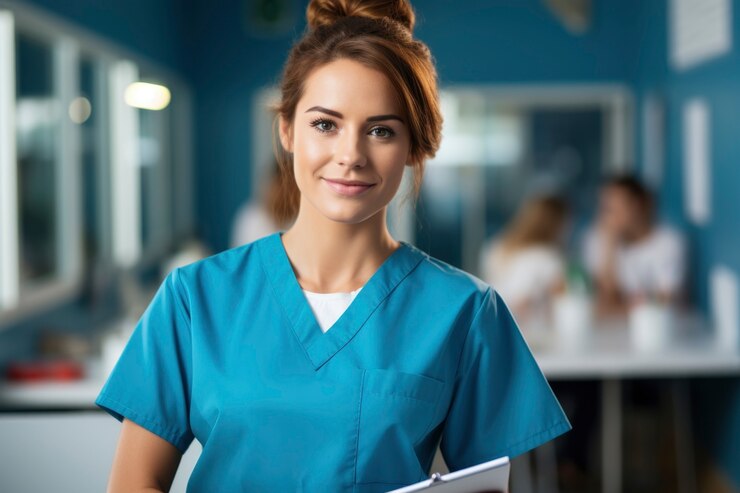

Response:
(271, 0), (443, 223)
(499, 196), (569, 254)
(604, 174), (654, 218)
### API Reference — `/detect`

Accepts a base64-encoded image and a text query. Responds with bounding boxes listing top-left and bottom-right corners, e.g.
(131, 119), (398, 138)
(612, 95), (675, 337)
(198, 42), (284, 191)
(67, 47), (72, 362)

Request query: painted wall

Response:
(14, 0), (189, 74)
(632, 0), (740, 486)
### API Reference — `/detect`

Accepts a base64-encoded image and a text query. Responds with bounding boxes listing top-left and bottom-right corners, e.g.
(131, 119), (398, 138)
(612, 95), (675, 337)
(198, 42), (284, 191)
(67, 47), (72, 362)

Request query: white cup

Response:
(629, 302), (673, 352)
(553, 294), (593, 349)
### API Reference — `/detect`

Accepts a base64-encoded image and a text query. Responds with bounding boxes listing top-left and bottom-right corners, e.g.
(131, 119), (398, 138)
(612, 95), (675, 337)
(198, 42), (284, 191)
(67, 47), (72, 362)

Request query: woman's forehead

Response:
(297, 59), (404, 118)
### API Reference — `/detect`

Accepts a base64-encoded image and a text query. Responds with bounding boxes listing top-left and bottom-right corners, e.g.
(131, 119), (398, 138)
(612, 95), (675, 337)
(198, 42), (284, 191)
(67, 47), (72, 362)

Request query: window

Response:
(0, 6), (193, 327)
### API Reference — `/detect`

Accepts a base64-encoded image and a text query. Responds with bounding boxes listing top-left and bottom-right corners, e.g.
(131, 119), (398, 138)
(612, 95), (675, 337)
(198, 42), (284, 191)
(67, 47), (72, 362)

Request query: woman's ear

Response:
(278, 115), (293, 153)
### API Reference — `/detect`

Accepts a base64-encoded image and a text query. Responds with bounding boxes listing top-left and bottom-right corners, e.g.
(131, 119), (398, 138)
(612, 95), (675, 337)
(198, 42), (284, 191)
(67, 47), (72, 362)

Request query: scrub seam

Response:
(256, 236), (317, 367)
(171, 267), (195, 413)
(309, 253), (425, 370)
(452, 286), (492, 385)
(95, 392), (193, 454)
(329, 256), (424, 351)
(474, 419), (572, 466)
(353, 369), (366, 486)
(413, 389), (444, 450)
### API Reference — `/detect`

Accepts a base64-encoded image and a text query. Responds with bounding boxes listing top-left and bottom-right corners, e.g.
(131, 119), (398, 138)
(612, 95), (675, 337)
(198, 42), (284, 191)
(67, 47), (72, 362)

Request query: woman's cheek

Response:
(297, 134), (331, 171)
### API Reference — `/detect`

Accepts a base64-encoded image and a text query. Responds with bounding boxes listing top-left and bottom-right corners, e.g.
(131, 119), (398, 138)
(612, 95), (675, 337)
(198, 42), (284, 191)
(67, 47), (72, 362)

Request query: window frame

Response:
(0, 2), (194, 328)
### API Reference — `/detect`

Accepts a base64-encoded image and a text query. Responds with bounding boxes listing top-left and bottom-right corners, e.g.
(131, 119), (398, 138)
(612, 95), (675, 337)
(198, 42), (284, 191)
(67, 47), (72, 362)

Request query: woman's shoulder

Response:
(175, 234), (271, 284)
(405, 241), (492, 301)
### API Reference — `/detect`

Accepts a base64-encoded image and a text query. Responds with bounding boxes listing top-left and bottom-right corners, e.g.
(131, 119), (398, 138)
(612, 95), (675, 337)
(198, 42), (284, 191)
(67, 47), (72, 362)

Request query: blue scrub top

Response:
(95, 232), (570, 492)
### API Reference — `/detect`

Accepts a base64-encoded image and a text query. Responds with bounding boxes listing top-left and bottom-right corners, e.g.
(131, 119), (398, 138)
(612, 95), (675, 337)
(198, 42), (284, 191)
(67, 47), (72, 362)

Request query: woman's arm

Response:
(106, 418), (183, 493)
(593, 228), (628, 317)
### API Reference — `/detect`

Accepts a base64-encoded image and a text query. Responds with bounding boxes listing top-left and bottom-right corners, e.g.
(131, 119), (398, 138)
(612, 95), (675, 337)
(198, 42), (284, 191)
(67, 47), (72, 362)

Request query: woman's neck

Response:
(280, 205), (400, 293)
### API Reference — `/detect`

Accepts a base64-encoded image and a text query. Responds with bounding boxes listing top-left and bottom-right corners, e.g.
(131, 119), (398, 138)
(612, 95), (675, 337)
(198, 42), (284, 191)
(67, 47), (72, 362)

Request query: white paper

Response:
(682, 98), (711, 224)
(670, 0), (732, 70)
(386, 456), (510, 493)
(711, 265), (739, 349)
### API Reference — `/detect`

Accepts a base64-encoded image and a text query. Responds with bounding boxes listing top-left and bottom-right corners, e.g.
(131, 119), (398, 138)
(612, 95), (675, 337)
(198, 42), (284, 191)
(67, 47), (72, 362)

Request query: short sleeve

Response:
(439, 288), (571, 471)
(95, 268), (194, 454)
(654, 229), (686, 295)
(581, 227), (601, 277)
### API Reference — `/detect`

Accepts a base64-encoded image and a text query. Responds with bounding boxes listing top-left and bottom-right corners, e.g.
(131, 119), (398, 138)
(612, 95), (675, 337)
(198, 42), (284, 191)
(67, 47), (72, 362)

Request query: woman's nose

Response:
(334, 128), (367, 168)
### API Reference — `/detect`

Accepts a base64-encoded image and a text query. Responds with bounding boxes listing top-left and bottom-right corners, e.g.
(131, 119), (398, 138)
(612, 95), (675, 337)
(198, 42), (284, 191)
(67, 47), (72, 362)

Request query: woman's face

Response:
(279, 58), (412, 225)
(598, 185), (642, 238)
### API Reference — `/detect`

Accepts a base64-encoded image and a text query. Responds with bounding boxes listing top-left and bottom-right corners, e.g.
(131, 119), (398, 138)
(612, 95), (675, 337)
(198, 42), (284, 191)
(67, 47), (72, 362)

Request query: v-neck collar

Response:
(257, 231), (424, 370)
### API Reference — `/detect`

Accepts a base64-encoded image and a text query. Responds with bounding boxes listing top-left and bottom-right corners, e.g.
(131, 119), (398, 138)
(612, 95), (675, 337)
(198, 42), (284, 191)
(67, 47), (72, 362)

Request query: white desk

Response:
(0, 359), (105, 410)
(528, 314), (740, 493)
(531, 315), (740, 379)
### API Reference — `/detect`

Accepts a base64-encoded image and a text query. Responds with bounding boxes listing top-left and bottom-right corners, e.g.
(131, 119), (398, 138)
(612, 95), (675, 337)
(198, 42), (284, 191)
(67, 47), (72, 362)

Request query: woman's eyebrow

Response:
(305, 106), (404, 123)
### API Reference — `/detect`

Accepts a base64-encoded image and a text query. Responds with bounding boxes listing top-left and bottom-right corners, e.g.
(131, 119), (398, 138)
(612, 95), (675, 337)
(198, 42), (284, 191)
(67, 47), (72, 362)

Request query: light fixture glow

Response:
(124, 82), (171, 110)
(68, 96), (92, 123)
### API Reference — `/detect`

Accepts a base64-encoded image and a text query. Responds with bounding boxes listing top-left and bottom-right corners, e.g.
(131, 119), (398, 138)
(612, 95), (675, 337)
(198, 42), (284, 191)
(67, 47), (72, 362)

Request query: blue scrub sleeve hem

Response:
(95, 392), (194, 454)
(498, 418), (571, 459)
(447, 419), (572, 472)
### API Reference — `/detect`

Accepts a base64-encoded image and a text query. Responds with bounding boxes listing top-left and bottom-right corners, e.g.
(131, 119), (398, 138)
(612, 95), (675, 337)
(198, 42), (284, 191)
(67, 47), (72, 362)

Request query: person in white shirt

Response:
(582, 175), (686, 316)
(480, 195), (570, 328)
(230, 160), (296, 247)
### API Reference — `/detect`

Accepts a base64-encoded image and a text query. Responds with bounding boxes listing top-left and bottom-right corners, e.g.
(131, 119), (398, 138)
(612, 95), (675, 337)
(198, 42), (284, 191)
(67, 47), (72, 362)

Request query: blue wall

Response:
(632, 0), (740, 486)
(18, 0), (189, 74)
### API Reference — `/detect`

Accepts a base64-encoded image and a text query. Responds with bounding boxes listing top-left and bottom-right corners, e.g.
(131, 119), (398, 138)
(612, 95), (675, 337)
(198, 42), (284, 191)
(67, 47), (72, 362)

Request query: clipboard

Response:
(385, 456), (510, 493)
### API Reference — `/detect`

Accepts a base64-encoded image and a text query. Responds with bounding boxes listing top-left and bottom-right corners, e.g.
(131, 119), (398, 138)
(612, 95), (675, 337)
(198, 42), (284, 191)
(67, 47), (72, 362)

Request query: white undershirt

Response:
(302, 287), (363, 332)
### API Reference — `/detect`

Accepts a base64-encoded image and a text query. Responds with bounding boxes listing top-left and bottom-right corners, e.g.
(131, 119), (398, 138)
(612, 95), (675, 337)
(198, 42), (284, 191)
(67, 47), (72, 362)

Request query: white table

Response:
(528, 314), (740, 493)
(0, 358), (106, 410)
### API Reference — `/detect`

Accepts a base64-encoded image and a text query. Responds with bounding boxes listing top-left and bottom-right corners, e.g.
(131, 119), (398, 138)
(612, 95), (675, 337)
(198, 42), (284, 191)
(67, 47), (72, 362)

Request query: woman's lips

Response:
(322, 178), (376, 197)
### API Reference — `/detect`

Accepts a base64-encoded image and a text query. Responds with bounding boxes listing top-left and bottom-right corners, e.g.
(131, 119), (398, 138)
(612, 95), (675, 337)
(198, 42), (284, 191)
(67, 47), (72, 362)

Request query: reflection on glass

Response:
(80, 55), (103, 263)
(418, 90), (609, 273)
(138, 96), (169, 257)
(15, 31), (59, 288)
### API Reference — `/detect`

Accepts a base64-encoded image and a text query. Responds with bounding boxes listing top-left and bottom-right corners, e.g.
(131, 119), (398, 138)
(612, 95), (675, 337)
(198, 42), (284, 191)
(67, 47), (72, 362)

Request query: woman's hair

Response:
(603, 174), (654, 218)
(499, 196), (569, 254)
(271, 0), (443, 222)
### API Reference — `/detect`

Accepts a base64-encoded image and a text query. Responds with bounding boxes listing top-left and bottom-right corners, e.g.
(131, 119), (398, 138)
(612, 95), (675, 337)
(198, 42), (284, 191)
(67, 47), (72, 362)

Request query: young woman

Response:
(582, 175), (686, 316)
(480, 195), (570, 328)
(96, 1), (570, 491)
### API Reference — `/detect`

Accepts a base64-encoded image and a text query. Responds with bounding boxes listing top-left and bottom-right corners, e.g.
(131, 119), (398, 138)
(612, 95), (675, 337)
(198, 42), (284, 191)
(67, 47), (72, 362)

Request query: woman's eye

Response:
(370, 126), (395, 138)
(309, 118), (336, 133)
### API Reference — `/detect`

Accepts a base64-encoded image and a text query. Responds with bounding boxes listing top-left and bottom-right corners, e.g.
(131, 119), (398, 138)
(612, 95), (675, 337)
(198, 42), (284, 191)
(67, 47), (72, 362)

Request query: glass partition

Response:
(15, 31), (60, 289)
(0, 5), (193, 327)
(417, 86), (633, 274)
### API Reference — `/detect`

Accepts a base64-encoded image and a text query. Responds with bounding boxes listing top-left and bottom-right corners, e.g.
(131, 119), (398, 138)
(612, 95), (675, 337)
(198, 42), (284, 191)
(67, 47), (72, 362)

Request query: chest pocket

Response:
(355, 368), (445, 487)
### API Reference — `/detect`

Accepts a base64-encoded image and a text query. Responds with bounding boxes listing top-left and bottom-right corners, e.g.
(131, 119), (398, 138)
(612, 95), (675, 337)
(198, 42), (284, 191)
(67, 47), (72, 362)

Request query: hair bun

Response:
(306, 0), (415, 34)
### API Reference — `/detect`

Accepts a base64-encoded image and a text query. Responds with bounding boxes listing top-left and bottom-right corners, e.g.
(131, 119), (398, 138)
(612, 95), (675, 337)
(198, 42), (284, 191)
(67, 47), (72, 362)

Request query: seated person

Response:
(480, 195), (570, 328)
(231, 160), (296, 247)
(582, 175), (686, 317)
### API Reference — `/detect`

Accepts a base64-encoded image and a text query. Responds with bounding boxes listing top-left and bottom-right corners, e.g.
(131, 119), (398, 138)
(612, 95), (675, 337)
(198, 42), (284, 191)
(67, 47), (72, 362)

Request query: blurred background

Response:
(0, 0), (738, 492)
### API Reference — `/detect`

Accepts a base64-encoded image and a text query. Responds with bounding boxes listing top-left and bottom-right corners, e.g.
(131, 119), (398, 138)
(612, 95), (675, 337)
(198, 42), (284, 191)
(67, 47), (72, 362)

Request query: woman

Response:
(582, 175), (685, 317)
(96, 1), (570, 491)
(230, 159), (298, 248)
(480, 195), (570, 328)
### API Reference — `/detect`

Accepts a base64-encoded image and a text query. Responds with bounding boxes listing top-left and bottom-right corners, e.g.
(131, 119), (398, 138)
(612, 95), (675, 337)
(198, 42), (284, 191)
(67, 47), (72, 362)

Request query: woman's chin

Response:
(318, 203), (382, 225)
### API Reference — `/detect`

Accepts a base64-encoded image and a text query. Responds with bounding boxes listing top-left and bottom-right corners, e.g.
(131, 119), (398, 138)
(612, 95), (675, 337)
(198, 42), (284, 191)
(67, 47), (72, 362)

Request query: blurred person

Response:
(230, 159), (297, 247)
(582, 175), (686, 317)
(480, 195), (570, 328)
(95, 1), (570, 491)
